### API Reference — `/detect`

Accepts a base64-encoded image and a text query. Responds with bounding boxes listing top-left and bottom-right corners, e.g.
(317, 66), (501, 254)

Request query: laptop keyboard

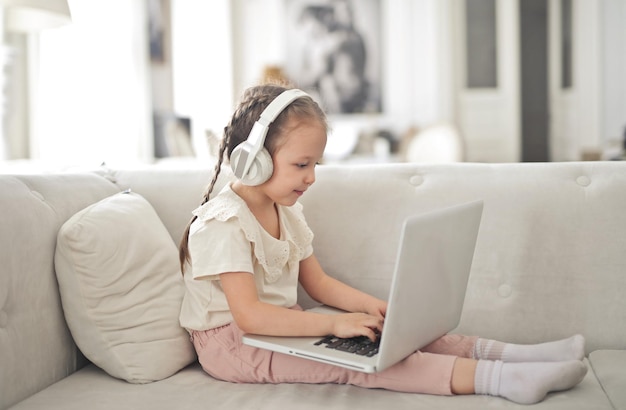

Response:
(314, 335), (380, 357)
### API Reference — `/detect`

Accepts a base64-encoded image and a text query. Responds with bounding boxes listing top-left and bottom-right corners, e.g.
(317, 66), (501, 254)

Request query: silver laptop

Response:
(243, 200), (483, 373)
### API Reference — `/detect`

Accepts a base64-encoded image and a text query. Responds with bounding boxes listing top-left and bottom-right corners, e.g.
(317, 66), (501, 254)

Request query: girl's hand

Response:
(332, 312), (383, 342)
(365, 299), (388, 320)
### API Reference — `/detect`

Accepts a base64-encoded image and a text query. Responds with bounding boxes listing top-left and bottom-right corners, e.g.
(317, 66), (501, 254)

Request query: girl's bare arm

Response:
(220, 270), (383, 340)
(298, 254), (387, 320)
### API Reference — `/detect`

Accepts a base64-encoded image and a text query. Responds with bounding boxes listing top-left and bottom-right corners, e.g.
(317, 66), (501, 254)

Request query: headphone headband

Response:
(232, 89), (309, 181)
(258, 88), (309, 127)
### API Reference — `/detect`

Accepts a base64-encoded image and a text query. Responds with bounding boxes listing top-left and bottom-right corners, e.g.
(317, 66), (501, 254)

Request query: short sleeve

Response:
(188, 218), (253, 280)
(302, 243), (313, 260)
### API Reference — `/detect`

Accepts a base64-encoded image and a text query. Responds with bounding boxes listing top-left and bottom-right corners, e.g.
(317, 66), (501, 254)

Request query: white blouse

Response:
(179, 184), (314, 331)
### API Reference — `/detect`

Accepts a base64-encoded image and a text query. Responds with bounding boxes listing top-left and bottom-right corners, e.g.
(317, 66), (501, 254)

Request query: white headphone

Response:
(230, 88), (310, 186)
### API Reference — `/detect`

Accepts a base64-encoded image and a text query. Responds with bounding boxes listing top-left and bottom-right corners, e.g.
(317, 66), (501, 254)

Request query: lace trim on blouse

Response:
(192, 185), (314, 283)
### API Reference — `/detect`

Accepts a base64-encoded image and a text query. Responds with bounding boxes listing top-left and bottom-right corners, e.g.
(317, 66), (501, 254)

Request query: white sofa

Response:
(1, 161), (625, 410)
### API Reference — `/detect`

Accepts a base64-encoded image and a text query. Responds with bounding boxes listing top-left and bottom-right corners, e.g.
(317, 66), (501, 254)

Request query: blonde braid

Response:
(202, 129), (230, 203)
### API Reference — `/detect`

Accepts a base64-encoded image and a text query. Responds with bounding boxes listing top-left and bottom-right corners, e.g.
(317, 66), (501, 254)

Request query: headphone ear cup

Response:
(230, 146), (273, 186)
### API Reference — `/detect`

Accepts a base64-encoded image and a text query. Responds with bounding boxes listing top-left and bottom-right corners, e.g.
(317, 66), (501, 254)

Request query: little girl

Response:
(178, 84), (587, 404)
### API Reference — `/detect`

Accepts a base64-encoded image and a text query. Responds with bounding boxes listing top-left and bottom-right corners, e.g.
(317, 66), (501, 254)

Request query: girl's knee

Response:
(422, 334), (478, 357)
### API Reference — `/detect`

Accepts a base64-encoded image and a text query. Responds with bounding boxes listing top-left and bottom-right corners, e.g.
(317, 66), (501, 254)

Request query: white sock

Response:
(474, 360), (587, 404)
(473, 334), (585, 362)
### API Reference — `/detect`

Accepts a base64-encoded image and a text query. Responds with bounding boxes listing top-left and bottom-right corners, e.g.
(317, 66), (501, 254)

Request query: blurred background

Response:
(1, 0), (625, 171)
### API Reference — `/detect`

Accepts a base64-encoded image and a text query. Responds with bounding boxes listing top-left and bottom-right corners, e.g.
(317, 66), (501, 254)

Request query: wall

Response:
(25, 0), (153, 167)
(169, 0), (453, 156)
(170, 0), (234, 160)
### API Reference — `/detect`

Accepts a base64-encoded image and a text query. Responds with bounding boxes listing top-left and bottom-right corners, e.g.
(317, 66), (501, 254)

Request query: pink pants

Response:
(191, 322), (477, 395)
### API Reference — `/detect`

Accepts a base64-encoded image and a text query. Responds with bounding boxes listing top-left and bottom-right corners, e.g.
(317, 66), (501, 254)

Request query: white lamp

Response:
(2, 0), (71, 32)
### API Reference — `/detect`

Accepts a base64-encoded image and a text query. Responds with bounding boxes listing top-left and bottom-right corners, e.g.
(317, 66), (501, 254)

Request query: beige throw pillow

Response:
(55, 191), (195, 383)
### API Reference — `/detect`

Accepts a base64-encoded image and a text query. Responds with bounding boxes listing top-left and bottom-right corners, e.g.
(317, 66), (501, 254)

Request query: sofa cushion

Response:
(589, 350), (626, 409)
(8, 361), (612, 410)
(54, 191), (196, 383)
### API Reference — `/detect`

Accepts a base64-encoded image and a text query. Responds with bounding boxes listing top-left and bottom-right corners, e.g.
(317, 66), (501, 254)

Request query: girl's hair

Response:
(178, 83), (327, 273)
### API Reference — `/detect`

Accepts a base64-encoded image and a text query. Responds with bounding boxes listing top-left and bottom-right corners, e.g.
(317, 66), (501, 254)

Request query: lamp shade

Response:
(2, 0), (71, 32)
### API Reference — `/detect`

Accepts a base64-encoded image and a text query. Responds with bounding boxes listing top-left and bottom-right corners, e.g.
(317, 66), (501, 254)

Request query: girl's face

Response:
(262, 116), (327, 206)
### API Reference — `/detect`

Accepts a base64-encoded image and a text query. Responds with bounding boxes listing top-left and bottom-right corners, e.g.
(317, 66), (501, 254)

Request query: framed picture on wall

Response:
(284, 0), (382, 115)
